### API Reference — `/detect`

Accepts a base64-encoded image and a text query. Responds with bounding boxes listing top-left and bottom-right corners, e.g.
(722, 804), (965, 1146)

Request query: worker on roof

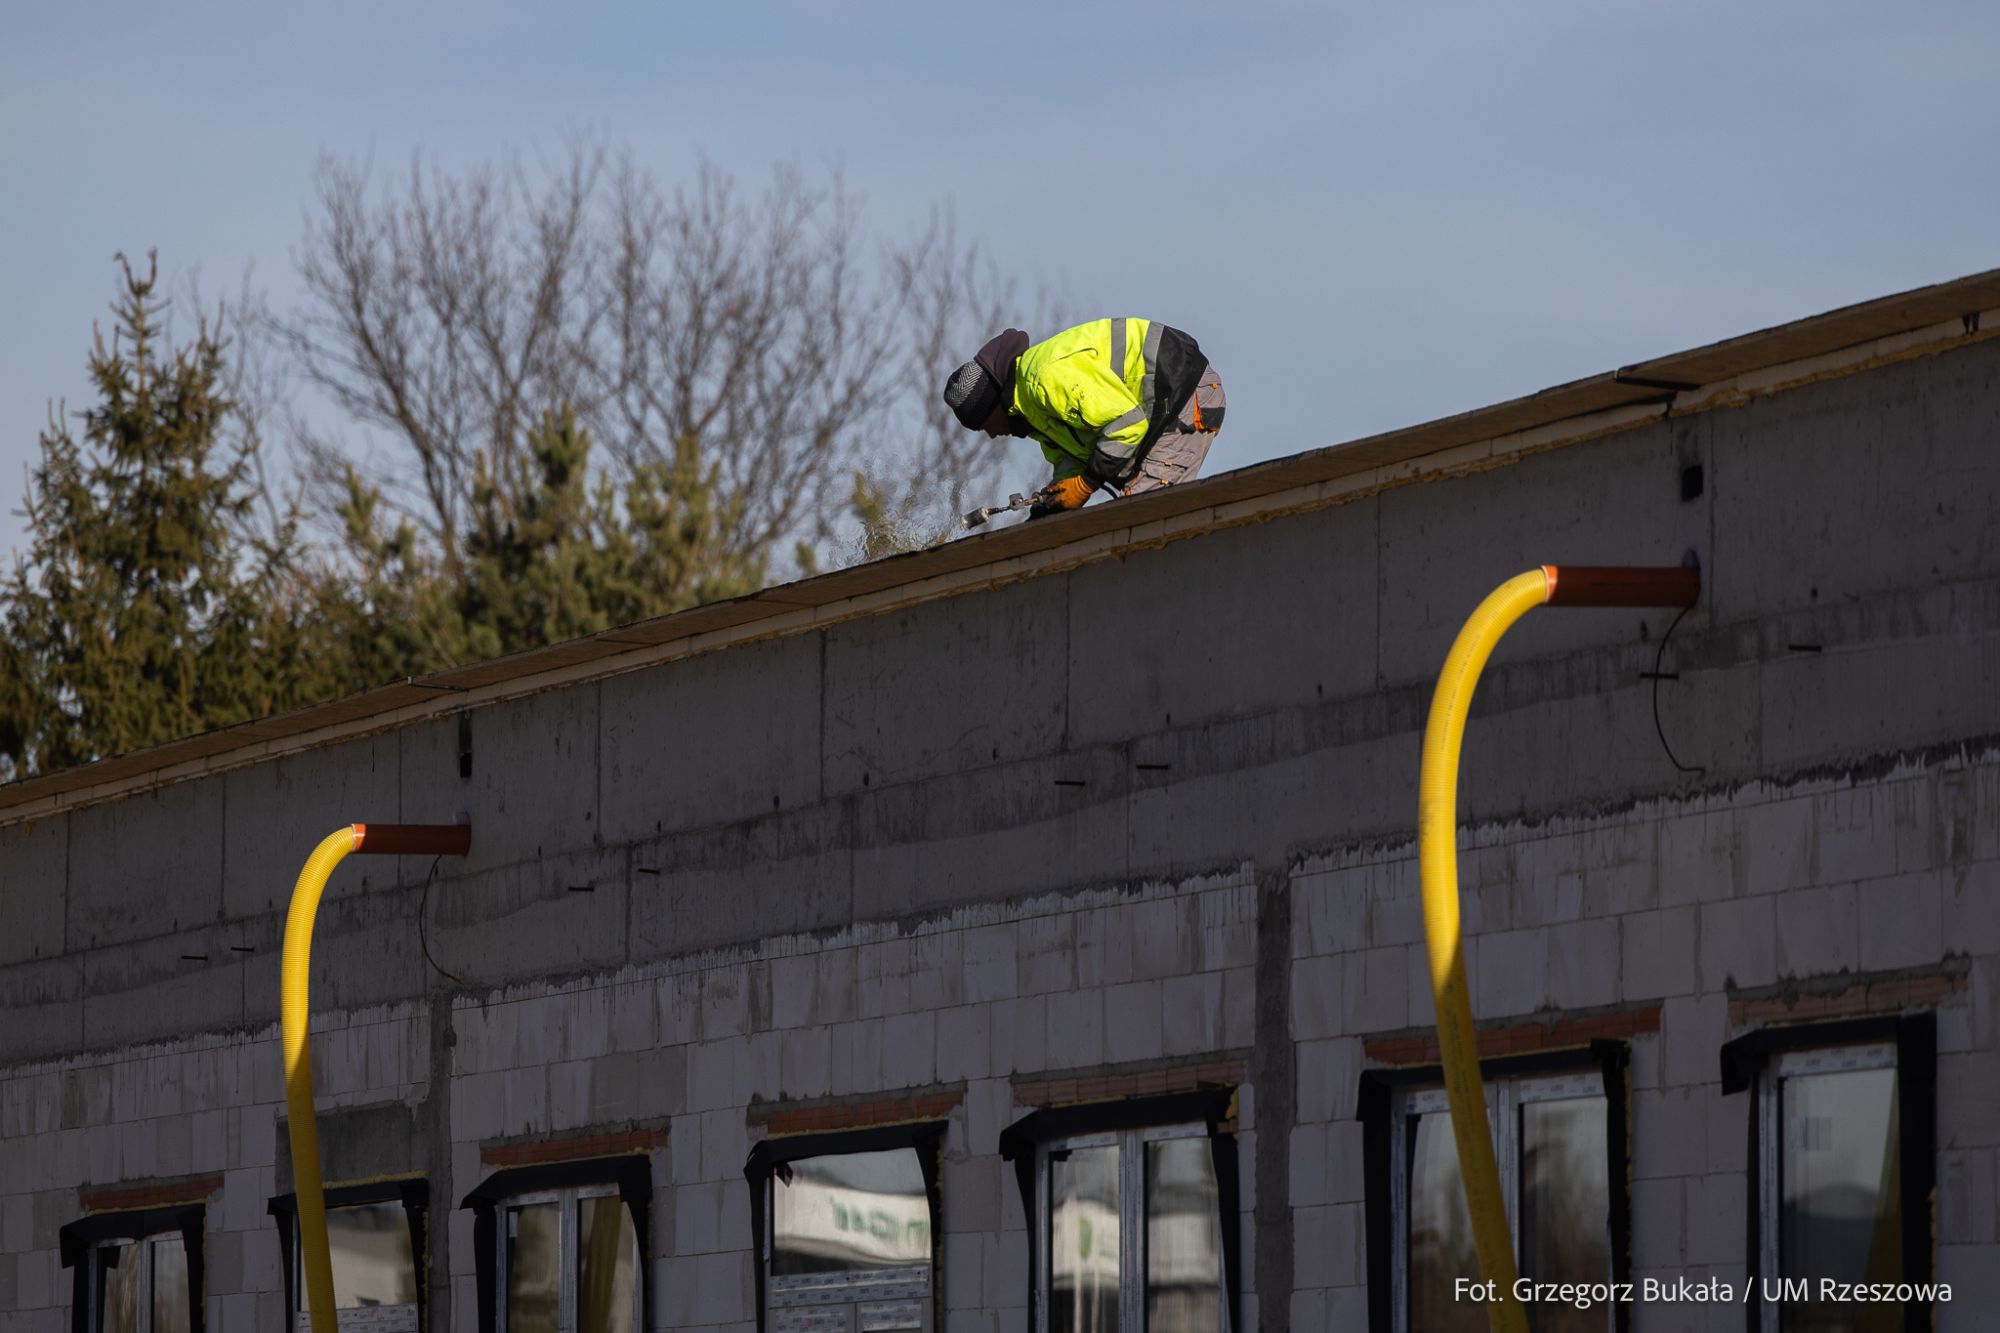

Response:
(942, 319), (1224, 518)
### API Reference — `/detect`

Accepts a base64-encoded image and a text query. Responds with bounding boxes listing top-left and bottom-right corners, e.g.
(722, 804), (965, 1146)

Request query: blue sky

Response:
(6, 1), (2000, 557)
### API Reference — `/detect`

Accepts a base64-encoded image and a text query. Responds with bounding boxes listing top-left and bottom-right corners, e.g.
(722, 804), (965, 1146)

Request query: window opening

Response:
(1036, 1124), (1228, 1333)
(1757, 1043), (1902, 1333)
(763, 1145), (934, 1332)
(1390, 1073), (1610, 1333)
(496, 1187), (641, 1333)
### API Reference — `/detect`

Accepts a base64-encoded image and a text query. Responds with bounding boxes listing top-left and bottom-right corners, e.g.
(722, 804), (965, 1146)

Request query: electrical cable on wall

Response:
(1649, 604), (1705, 775)
(419, 854), (470, 988)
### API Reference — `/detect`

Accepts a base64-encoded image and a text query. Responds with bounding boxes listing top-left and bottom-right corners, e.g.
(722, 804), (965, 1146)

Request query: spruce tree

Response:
(0, 253), (331, 780)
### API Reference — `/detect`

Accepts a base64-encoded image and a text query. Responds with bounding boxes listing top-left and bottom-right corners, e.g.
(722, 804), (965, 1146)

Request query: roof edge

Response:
(6, 268), (2000, 823)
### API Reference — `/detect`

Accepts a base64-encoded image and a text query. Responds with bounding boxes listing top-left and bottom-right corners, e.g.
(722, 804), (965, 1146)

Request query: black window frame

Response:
(59, 1203), (207, 1333)
(268, 1178), (430, 1333)
(1719, 1012), (1937, 1333)
(742, 1120), (948, 1333)
(1357, 1040), (1632, 1333)
(460, 1155), (653, 1333)
(998, 1087), (1242, 1333)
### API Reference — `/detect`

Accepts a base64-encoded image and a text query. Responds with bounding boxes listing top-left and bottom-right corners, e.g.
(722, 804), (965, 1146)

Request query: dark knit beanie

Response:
(942, 328), (1030, 428)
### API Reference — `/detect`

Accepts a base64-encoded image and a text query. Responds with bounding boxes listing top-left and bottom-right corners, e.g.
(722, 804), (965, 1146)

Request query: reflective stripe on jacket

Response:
(1010, 318), (1207, 484)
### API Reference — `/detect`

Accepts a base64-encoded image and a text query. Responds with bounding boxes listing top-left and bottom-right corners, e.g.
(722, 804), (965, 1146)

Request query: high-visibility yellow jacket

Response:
(1010, 318), (1207, 484)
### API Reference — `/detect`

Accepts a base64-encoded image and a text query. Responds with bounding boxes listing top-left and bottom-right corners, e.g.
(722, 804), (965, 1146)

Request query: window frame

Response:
(461, 1155), (653, 1333)
(59, 1202), (207, 1333)
(1358, 1041), (1631, 1333)
(268, 1178), (429, 1333)
(493, 1183), (641, 1333)
(742, 1120), (948, 1333)
(999, 1086), (1241, 1333)
(1720, 1012), (1937, 1333)
(1032, 1121), (1228, 1333)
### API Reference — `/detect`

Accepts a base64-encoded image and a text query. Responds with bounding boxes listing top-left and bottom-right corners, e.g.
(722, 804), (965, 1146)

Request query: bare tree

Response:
(276, 139), (1047, 579)
(843, 205), (1069, 557)
(282, 144), (605, 573)
(593, 156), (901, 557)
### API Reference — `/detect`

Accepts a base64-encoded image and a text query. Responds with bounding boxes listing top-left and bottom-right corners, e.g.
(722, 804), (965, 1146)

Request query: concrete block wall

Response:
(0, 1002), (427, 1333)
(431, 867), (1260, 1333)
(1288, 753), (2000, 1329)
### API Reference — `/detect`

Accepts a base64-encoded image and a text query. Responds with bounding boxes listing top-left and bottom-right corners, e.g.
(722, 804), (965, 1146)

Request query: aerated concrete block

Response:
(1341, 947), (1407, 1036)
(598, 633), (823, 843)
(1017, 915), (1074, 996)
(1293, 1038), (1358, 1126)
(822, 578), (1067, 796)
(0, 816), (65, 966)
(827, 1020), (884, 1096)
(980, 1230), (1028, 1312)
(1620, 907), (1696, 1001)
(731, 1030), (779, 1105)
(67, 778), (223, 950)
(1067, 510), (1379, 746)
(81, 940), (244, 1050)
(1938, 1148), (1998, 1245)
(1814, 785), (1900, 883)
(1632, 1087), (1707, 1181)
(628, 806), (855, 959)
(397, 689), (597, 879)
(989, 995), (1048, 1077)
(1375, 419), (1688, 685)
(779, 1026), (832, 1099)
(1102, 980), (1163, 1063)
(1760, 634), (2000, 776)
(1289, 1203), (1359, 1290)
(1472, 928), (1545, 1018)
(1043, 990), (1104, 1069)
(961, 924), (1019, 1004)
(1857, 871), (1942, 972)
(850, 758), (1129, 922)
(1682, 1172), (1746, 1266)
(1697, 894), (1778, 992)
(1712, 344), (2000, 619)
(1290, 867), (1359, 961)
(935, 1006), (990, 1084)
(1161, 970), (1224, 1057)
(1659, 993), (1729, 1090)
(1545, 917), (1620, 1010)
(1771, 882), (1859, 978)
(220, 733), (401, 920)
(1943, 859), (2000, 956)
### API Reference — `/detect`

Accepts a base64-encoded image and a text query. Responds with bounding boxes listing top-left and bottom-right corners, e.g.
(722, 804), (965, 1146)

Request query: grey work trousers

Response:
(1124, 364), (1225, 495)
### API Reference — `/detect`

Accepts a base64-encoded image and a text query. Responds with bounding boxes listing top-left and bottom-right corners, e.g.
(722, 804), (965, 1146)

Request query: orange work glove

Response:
(1040, 475), (1094, 512)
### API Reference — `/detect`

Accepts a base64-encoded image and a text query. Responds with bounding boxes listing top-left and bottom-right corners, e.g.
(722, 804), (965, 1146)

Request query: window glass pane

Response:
(505, 1202), (561, 1333)
(98, 1241), (142, 1333)
(305, 1202), (420, 1312)
(1780, 1066), (1901, 1332)
(1051, 1146), (1120, 1333)
(1519, 1097), (1609, 1333)
(576, 1196), (638, 1333)
(772, 1148), (930, 1275)
(151, 1235), (189, 1333)
(1145, 1137), (1222, 1333)
(1407, 1113), (1484, 1333)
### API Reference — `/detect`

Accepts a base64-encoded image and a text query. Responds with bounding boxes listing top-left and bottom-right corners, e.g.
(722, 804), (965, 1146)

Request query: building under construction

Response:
(3, 270), (1999, 1333)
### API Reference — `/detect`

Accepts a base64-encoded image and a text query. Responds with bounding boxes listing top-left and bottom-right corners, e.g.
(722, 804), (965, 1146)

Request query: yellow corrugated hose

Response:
(1418, 568), (1552, 1333)
(282, 825), (362, 1333)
